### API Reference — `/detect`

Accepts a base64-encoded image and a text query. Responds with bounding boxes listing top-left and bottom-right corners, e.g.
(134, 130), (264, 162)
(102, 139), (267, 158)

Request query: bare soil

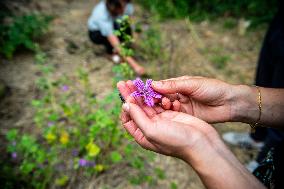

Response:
(0, 0), (265, 188)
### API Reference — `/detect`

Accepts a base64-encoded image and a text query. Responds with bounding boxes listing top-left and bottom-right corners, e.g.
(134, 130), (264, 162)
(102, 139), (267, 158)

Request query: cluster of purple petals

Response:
(130, 78), (162, 107)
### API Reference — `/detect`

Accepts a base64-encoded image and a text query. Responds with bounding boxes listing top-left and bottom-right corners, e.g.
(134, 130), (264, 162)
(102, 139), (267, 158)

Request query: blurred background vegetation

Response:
(0, 0), (277, 58)
(137, 0), (277, 27)
(0, 0), (277, 188)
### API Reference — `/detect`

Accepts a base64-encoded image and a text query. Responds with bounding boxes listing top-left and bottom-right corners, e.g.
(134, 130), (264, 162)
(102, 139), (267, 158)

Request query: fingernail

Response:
(122, 103), (130, 112)
(152, 81), (162, 88)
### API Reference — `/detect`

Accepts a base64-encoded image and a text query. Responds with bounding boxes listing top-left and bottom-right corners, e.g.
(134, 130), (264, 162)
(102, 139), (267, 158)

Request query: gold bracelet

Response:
(250, 86), (262, 132)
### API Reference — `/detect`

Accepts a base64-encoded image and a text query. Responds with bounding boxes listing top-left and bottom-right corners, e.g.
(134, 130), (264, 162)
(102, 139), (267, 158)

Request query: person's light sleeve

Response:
(125, 3), (134, 16)
(97, 20), (114, 36)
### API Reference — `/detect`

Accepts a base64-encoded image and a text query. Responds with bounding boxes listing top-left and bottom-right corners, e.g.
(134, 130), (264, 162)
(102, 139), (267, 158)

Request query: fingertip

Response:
(117, 81), (125, 88)
(172, 100), (181, 112)
(122, 103), (130, 112)
(126, 80), (133, 86)
(162, 97), (171, 110)
(152, 81), (162, 89)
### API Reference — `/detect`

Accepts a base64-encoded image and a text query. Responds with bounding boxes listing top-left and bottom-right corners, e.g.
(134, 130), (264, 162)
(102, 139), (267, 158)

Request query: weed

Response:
(137, 0), (277, 27)
(0, 14), (52, 58)
(223, 18), (238, 29)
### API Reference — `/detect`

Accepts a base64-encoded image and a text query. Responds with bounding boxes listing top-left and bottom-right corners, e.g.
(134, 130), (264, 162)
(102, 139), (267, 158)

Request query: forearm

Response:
(184, 138), (265, 189)
(107, 35), (120, 53)
(231, 85), (284, 127)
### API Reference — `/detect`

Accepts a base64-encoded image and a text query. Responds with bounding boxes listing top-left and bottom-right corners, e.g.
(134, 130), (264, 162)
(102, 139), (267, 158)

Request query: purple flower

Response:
(47, 122), (54, 127)
(130, 78), (162, 107)
(11, 152), (17, 159)
(78, 158), (95, 167)
(61, 85), (69, 92)
(79, 159), (88, 167)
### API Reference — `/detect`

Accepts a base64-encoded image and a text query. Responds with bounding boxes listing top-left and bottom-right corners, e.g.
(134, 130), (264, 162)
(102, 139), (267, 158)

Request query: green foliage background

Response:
(0, 14), (52, 58)
(137, 0), (278, 27)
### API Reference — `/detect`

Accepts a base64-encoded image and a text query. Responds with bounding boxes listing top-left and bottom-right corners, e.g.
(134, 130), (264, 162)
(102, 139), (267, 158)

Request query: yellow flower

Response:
(60, 131), (69, 145)
(85, 141), (100, 157)
(45, 132), (56, 143)
(95, 164), (104, 172)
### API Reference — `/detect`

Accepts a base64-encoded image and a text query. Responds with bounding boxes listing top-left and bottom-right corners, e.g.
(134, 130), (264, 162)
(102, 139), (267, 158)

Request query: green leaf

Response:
(55, 175), (69, 186)
(110, 151), (122, 163)
(171, 182), (178, 189)
(20, 162), (35, 175)
(48, 113), (59, 121)
(155, 168), (166, 180)
(31, 100), (42, 107)
(131, 157), (144, 169)
(6, 129), (18, 141)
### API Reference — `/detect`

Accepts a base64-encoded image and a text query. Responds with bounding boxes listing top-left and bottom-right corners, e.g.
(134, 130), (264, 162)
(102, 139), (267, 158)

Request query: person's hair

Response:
(106, 0), (125, 16)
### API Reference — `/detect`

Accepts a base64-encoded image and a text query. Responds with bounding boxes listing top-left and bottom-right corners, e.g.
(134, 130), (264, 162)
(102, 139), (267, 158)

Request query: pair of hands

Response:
(118, 76), (266, 189)
(117, 76), (236, 162)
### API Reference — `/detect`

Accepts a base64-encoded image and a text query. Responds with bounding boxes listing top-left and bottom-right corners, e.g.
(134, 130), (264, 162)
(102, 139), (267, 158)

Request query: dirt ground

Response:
(0, 0), (265, 188)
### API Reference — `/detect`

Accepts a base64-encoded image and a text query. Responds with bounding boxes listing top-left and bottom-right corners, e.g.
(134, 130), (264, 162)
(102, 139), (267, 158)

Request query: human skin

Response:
(117, 80), (265, 189)
(107, 34), (145, 75)
(151, 76), (284, 127)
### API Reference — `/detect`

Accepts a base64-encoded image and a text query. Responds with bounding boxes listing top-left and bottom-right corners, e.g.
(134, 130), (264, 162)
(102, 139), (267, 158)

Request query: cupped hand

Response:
(117, 80), (220, 161)
(117, 80), (266, 189)
(152, 76), (237, 123)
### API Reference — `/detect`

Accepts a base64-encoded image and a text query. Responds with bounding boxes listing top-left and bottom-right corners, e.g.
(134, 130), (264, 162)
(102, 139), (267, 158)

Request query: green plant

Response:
(114, 15), (134, 57)
(0, 14), (52, 58)
(223, 18), (238, 29)
(137, 0), (277, 27)
(3, 24), (165, 188)
(137, 0), (189, 20)
(4, 59), (139, 188)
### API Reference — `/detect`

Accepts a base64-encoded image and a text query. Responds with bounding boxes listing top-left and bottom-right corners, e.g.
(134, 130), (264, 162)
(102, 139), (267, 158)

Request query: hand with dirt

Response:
(117, 80), (265, 189)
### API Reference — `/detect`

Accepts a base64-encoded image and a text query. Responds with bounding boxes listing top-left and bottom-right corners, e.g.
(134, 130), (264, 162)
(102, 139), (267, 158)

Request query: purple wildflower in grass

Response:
(61, 85), (69, 92)
(47, 122), (54, 127)
(79, 159), (88, 167)
(130, 78), (162, 107)
(11, 152), (17, 159)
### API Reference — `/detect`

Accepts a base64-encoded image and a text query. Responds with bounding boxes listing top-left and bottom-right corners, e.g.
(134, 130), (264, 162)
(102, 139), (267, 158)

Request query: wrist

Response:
(182, 136), (226, 170)
(229, 84), (259, 124)
(183, 137), (264, 189)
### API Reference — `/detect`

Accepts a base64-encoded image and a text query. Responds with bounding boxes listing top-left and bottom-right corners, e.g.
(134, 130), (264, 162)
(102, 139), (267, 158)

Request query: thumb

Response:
(122, 103), (153, 134)
(152, 78), (201, 95)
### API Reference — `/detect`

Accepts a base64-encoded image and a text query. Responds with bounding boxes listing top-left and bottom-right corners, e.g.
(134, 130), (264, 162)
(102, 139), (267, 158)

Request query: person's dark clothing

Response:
(89, 21), (132, 54)
(250, 4), (284, 189)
